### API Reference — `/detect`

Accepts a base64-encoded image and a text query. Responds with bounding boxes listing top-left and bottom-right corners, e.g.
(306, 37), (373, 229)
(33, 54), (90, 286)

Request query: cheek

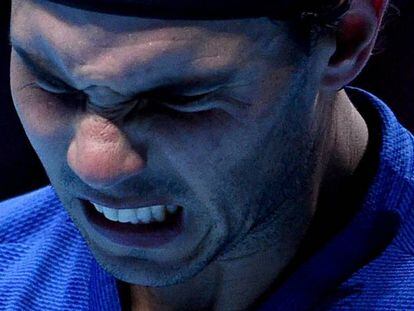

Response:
(12, 90), (77, 140)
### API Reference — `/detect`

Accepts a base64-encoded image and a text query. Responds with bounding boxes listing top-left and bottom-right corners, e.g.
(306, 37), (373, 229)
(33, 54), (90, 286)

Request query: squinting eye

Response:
(154, 93), (215, 113)
(30, 82), (86, 106)
(36, 81), (72, 94)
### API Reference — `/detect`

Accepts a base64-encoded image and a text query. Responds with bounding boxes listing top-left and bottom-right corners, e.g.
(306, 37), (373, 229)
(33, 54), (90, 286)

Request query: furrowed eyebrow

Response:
(8, 35), (233, 96)
(9, 36), (73, 90)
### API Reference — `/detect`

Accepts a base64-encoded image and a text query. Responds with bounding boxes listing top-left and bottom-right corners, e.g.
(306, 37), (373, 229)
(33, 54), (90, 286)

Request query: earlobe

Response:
(321, 0), (388, 91)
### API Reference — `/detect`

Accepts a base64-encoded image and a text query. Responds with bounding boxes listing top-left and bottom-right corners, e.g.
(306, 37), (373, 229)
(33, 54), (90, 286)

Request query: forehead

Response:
(10, 0), (290, 94)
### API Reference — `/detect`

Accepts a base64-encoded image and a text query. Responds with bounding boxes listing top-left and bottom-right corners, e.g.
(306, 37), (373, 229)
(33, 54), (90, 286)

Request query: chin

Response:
(51, 182), (228, 287)
(89, 243), (216, 287)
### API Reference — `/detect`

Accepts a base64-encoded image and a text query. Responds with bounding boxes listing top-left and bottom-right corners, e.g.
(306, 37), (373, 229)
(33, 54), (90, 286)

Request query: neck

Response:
(128, 246), (292, 310)
(126, 89), (369, 311)
(320, 89), (370, 195)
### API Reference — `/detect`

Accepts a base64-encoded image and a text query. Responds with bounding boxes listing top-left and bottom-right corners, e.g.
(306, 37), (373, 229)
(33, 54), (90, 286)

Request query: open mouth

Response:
(83, 200), (184, 248)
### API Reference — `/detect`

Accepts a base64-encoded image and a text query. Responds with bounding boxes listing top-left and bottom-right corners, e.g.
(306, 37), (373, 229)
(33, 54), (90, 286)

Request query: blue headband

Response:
(44, 0), (350, 21)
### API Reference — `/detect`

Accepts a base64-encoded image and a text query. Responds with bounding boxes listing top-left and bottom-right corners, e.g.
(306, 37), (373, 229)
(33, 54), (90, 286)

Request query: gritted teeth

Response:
(91, 202), (179, 224)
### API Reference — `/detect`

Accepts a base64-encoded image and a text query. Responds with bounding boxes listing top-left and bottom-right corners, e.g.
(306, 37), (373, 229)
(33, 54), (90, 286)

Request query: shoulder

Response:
(0, 186), (93, 310)
(323, 245), (414, 310)
(0, 185), (68, 243)
(321, 88), (414, 310)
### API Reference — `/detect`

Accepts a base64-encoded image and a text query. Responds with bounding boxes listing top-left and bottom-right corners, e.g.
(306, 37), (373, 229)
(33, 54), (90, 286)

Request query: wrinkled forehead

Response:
(11, 0), (303, 98)
(44, 0), (346, 19)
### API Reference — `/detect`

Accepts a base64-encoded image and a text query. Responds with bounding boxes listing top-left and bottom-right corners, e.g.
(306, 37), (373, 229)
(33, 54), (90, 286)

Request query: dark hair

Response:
(268, 0), (352, 54)
(303, 0), (351, 32)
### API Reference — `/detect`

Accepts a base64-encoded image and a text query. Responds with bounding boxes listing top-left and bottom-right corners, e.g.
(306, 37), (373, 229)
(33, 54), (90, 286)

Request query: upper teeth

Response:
(92, 203), (179, 224)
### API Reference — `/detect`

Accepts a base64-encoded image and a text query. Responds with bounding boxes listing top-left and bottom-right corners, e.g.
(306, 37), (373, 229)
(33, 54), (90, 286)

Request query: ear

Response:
(321, 0), (388, 91)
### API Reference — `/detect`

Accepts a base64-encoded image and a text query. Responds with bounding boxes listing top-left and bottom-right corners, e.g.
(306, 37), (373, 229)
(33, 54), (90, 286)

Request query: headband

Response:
(44, 0), (351, 22)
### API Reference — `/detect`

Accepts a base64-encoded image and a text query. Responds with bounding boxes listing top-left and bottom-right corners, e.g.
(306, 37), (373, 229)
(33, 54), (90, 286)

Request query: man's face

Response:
(9, 0), (333, 286)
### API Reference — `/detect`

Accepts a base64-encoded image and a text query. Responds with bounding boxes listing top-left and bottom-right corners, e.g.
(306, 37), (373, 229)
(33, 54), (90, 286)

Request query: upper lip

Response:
(80, 197), (173, 210)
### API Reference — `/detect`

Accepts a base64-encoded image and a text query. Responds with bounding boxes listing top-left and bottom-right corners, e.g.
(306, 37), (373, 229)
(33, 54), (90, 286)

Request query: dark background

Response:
(0, 0), (413, 201)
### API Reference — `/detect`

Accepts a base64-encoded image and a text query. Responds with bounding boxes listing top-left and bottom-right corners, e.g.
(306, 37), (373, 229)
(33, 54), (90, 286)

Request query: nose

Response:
(67, 114), (145, 189)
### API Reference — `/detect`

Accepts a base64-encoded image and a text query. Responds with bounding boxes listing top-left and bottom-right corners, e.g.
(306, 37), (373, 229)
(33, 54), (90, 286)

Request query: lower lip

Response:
(83, 201), (184, 248)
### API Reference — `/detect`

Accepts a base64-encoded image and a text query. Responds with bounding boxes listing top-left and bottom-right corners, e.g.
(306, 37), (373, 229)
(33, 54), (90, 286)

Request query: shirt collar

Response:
(255, 86), (414, 310)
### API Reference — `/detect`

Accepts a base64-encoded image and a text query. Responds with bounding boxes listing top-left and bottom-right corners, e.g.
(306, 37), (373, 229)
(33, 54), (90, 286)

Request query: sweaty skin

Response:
(9, 0), (369, 309)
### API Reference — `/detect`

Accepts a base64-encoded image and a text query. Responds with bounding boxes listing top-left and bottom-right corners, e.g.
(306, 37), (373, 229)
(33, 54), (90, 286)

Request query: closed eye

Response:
(35, 80), (78, 94)
(16, 80), (75, 95)
(153, 93), (219, 113)
(164, 99), (220, 113)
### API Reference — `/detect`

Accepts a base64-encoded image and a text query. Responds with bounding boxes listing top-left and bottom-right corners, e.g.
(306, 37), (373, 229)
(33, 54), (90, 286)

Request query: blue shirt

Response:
(0, 87), (413, 310)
